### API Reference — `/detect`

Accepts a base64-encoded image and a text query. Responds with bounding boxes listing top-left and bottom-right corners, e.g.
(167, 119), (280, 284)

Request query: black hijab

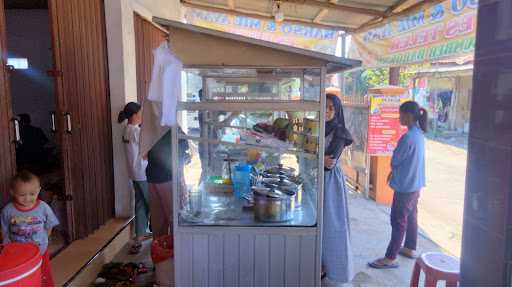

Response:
(325, 94), (353, 159)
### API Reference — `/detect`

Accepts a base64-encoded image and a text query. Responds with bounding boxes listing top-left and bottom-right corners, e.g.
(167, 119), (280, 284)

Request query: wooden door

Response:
(49, 0), (114, 240)
(134, 13), (168, 103)
(0, 0), (15, 207)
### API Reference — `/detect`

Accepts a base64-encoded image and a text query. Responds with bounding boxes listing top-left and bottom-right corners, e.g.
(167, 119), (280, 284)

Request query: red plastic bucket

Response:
(151, 235), (173, 264)
(151, 236), (174, 287)
(0, 243), (42, 287)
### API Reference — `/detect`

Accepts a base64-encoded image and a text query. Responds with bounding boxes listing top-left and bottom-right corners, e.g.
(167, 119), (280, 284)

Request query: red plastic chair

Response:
(410, 252), (460, 287)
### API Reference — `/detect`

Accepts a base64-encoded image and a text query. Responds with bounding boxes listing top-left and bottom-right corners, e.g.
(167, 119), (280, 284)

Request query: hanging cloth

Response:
(140, 41), (182, 156)
(147, 41), (182, 127)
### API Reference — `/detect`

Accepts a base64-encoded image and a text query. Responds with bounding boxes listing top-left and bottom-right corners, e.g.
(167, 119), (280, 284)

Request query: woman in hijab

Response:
(322, 93), (354, 287)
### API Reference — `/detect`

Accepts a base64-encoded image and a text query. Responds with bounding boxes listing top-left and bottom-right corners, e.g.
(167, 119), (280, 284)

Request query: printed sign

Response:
(184, 7), (339, 55)
(350, 0), (478, 67)
(368, 94), (409, 155)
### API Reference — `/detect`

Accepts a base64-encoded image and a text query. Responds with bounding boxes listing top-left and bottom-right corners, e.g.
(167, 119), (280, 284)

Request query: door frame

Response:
(0, 0), (15, 208)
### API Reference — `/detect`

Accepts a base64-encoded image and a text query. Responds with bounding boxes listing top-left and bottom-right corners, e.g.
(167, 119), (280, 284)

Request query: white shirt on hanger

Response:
(147, 41), (182, 127)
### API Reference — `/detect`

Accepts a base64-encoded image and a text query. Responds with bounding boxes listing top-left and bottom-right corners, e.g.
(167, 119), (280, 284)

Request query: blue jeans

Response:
(133, 181), (150, 238)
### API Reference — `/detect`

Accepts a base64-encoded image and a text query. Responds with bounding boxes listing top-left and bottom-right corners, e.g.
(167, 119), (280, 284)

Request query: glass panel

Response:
(183, 68), (321, 102)
(178, 139), (318, 227)
(177, 110), (320, 227)
(181, 110), (320, 155)
(304, 68), (321, 102)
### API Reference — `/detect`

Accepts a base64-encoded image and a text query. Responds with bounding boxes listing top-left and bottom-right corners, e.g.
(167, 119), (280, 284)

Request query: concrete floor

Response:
(348, 192), (446, 287)
(109, 192), (450, 287)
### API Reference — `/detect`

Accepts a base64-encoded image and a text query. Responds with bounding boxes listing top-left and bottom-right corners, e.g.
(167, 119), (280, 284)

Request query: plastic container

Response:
(151, 236), (174, 287)
(0, 242), (42, 287)
(232, 164), (252, 199)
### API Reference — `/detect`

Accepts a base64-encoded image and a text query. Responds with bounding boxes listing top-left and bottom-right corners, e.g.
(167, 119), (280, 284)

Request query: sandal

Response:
(122, 262), (139, 281)
(129, 242), (142, 255)
(368, 258), (400, 269)
(399, 248), (418, 259)
(137, 262), (149, 274)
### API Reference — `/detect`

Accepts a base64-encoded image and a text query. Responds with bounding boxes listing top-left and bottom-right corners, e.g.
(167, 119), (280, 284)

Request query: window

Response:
(7, 58), (29, 70)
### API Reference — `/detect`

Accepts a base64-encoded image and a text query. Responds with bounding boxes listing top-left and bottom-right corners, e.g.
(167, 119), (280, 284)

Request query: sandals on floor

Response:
(137, 262), (149, 274)
(368, 258), (400, 269)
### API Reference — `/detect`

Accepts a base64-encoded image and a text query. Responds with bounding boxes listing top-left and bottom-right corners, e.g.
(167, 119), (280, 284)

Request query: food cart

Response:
(153, 18), (361, 287)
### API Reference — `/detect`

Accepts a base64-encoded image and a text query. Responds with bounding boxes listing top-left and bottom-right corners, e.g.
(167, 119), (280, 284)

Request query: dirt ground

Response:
(418, 139), (467, 257)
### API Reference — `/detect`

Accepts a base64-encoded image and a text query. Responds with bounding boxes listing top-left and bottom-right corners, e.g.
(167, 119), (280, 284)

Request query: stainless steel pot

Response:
(253, 187), (295, 222)
(262, 174), (303, 207)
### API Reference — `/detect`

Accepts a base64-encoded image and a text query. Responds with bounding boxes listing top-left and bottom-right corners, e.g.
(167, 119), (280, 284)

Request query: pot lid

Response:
(266, 164), (295, 175)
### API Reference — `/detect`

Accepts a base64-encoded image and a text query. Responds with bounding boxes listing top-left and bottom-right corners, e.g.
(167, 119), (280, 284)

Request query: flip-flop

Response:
(368, 258), (400, 269)
(399, 248), (418, 259)
(137, 263), (149, 274)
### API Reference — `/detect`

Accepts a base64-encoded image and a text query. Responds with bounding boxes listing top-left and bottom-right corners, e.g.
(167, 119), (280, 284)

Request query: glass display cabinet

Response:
(155, 17), (361, 287)
(177, 67), (323, 228)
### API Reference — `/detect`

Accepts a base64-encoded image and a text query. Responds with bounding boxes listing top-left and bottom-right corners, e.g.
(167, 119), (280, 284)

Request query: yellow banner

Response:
(349, 0), (478, 67)
(184, 7), (339, 55)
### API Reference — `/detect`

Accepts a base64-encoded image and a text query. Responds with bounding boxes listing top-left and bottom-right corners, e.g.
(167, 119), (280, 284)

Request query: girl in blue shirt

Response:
(369, 100), (427, 269)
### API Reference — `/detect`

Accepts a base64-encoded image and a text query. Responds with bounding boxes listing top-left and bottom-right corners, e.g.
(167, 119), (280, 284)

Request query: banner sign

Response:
(184, 7), (339, 55)
(350, 0), (478, 67)
(368, 94), (409, 155)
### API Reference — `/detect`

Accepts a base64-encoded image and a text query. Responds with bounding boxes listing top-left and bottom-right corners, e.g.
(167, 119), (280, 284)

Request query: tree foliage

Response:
(343, 67), (415, 97)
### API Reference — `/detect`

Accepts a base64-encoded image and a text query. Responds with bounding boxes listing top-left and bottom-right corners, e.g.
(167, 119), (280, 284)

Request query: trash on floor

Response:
(93, 262), (150, 287)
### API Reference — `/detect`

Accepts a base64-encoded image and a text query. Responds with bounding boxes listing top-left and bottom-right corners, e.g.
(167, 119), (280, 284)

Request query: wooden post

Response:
(389, 66), (400, 85)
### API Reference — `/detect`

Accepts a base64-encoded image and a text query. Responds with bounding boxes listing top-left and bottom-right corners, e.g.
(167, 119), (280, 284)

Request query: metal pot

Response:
(253, 187), (295, 222)
(262, 174), (303, 207)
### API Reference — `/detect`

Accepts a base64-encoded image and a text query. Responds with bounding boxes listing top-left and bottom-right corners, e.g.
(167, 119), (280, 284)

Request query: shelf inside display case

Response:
(184, 68), (322, 103)
(178, 101), (321, 112)
(179, 134), (318, 160)
(178, 188), (317, 227)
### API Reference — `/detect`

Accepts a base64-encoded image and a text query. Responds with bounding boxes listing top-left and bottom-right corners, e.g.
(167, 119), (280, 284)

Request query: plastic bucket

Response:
(151, 236), (174, 287)
(0, 243), (42, 287)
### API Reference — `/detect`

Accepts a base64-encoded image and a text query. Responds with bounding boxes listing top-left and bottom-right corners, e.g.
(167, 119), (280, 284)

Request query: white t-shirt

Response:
(123, 124), (148, 181)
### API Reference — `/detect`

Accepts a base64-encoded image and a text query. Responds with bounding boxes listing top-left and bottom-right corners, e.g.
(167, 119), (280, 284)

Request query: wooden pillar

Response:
(389, 66), (400, 85)
(341, 33), (346, 58)
(460, 1), (512, 286)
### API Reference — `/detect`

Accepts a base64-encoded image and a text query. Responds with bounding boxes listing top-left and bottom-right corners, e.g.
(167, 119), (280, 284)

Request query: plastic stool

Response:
(410, 252), (460, 287)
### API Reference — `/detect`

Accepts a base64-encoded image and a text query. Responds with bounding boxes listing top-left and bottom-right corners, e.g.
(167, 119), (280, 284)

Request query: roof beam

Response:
(313, 9), (329, 23)
(282, 0), (386, 17)
(313, 0), (337, 23)
(181, 0), (355, 31)
(226, 0), (235, 9)
(385, 0), (410, 16)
